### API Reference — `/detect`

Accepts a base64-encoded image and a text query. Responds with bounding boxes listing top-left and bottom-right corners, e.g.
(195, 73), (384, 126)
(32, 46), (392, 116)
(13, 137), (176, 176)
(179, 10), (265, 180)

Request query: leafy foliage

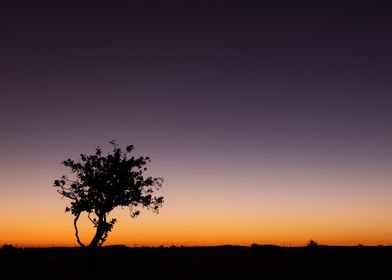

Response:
(54, 141), (164, 247)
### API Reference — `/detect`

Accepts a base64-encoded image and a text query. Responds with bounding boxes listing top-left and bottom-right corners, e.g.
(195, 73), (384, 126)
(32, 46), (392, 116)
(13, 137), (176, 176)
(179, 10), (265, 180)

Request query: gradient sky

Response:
(1, 1), (392, 247)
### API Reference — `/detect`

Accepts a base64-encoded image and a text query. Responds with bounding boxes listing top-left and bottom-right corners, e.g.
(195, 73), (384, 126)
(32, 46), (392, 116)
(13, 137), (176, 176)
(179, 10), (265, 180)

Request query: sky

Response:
(1, 1), (392, 247)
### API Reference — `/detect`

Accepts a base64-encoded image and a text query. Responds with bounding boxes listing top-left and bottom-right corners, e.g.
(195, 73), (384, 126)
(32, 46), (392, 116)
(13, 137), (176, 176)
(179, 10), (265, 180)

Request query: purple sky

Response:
(1, 1), (392, 246)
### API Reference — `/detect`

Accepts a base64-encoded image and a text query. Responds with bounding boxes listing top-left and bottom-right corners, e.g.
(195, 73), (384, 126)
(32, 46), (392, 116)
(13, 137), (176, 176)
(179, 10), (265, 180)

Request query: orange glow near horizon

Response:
(2, 211), (392, 248)
(2, 181), (392, 248)
(1, 156), (392, 248)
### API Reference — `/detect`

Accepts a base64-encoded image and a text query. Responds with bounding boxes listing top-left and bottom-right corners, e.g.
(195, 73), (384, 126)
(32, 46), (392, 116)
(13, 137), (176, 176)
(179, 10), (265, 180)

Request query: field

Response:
(1, 245), (391, 279)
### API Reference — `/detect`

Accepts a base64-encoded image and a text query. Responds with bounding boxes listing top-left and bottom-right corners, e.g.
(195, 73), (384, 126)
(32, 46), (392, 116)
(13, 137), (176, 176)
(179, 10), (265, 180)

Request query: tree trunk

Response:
(88, 215), (106, 248)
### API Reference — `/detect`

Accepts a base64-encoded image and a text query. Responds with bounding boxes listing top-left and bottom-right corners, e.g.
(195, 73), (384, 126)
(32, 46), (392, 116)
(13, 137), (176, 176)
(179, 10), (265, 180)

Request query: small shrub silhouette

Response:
(1, 244), (16, 251)
(306, 239), (319, 247)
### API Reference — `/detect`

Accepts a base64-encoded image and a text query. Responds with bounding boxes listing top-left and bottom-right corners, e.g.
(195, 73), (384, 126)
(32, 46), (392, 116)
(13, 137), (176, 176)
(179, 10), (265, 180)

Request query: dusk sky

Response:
(1, 1), (392, 247)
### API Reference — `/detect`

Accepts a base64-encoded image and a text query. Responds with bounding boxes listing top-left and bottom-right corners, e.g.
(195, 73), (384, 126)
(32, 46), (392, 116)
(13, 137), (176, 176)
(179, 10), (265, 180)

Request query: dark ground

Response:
(1, 245), (392, 279)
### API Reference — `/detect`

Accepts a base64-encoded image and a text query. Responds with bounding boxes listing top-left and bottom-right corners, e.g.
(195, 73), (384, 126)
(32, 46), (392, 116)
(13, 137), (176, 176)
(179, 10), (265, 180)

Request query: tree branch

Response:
(88, 212), (97, 226)
(74, 212), (86, 247)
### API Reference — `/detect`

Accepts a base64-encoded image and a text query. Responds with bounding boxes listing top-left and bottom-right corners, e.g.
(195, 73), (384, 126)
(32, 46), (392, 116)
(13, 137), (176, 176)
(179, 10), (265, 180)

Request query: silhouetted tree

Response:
(54, 141), (164, 248)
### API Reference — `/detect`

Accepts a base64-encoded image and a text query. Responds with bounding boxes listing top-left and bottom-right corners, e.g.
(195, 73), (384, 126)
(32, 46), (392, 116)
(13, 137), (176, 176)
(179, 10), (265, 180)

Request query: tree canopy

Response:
(53, 141), (164, 248)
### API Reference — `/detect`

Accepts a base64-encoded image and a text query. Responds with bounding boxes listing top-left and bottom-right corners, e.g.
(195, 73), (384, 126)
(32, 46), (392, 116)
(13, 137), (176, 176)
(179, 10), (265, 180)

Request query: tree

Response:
(53, 141), (164, 248)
